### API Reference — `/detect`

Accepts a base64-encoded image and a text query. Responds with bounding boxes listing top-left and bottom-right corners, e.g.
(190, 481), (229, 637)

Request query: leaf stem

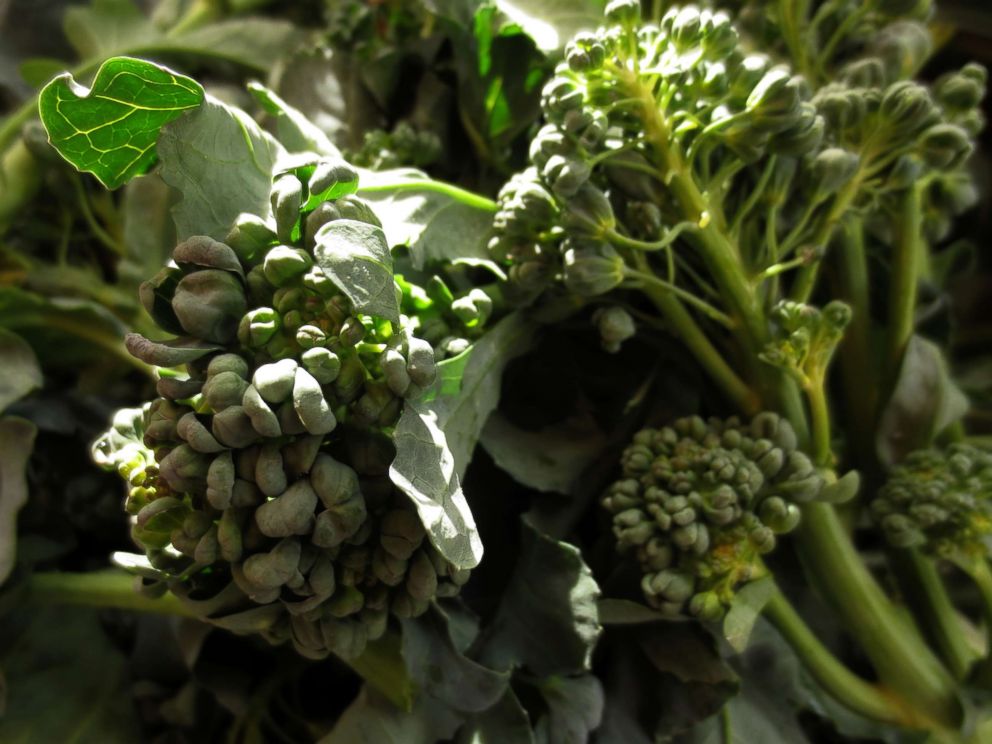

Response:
(623, 267), (734, 328)
(893, 550), (977, 681)
(796, 504), (962, 727)
(24, 569), (195, 616)
(763, 586), (914, 727)
(357, 179), (498, 213)
(884, 185), (922, 387)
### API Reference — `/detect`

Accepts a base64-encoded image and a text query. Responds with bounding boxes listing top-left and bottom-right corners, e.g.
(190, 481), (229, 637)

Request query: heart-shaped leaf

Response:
(39, 56), (204, 189)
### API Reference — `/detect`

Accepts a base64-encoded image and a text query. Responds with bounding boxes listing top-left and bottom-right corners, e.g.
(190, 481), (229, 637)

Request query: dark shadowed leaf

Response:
(39, 56), (204, 188)
(477, 516), (601, 677)
(0, 417), (37, 585)
(536, 674), (605, 744)
(458, 689), (535, 744)
(389, 403), (483, 570)
(318, 688), (461, 744)
(157, 95), (284, 241)
(480, 411), (607, 494)
(421, 312), (537, 477)
(401, 605), (509, 714)
(0, 605), (142, 741)
(876, 335), (969, 466)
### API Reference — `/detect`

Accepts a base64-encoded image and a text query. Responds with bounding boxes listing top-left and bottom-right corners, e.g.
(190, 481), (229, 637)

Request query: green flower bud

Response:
(202, 371), (250, 413)
(593, 306), (636, 353)
(263, 245), (313, 287)
(243, 538), (301, 588)
(172, 270), (247, 344)
(406, 337), (437, 388)
(563, 241), (625, 297)
(880, 81), (939, 139)
(207, 451), (235, 509)
(293, 367), (337, 435)
(562, 183), (615, 237)
(226, 213), (277, 262)
(542, 154), (591, 198)
(809, 148), (860, 198)
(255, 480), (318, 537)
(177, 412), (226, 453)
(255, 443), (288, 498)
(917, 123), (973, 170)
(688, 590), (724, 621)
(211, 406), (261, 449)
(301, 347), (341, 385)
(604, 0), (640, 26)
(308, 158), (359, 203)
(159, 444), (210, 493)
(380, 510), (425, 560)
(242, 385), (281, 438)
(253, 359), (299, 404)
(271, 174), (303, 244)
(935, 63), (987, 112)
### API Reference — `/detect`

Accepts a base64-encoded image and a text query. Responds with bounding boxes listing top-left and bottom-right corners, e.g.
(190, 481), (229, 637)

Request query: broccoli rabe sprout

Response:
(603, 413), (834, 620)
(93, 155), (472, 661)
(873, 444), (992, 569)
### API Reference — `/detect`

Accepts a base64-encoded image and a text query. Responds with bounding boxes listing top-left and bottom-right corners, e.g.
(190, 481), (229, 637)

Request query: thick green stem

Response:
(806, 375), (832, 467)
(796, 505), (962, 727)
(893, 551), (976, 681)
(885, 185), (923, 387)
(623, 70), (808, 438)
(831, 217), (878, 473)
(764, 587), (912, 726)
(24, 570), (195, 616)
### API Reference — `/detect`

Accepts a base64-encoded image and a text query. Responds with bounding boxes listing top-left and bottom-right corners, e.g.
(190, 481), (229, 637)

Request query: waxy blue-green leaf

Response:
(313, 218), (400, 324)
(389, 404), (482, 570)
(39, 56), (203, 189)
(157, 95), (284, 241)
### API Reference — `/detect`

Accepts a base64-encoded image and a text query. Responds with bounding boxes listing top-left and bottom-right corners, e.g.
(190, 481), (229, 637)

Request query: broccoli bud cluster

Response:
(95, 156), (469, 660)
(347, 121), (442, 171)
(872, 444), (992, 566)
(603, 413), (830, 620)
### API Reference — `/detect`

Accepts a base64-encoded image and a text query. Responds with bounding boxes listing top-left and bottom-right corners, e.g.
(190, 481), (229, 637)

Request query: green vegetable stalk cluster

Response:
(94, 156), (470, 660)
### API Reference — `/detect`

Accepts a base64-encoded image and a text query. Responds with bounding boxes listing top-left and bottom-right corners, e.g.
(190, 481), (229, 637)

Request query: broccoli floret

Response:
(872, 444), (992, 568)
(603, 413), (835, 620)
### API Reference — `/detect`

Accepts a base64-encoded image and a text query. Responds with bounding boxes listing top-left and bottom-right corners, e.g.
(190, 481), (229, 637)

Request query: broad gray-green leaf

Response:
(460, 690), (535, 744)
(422, 312), (537, 478)
(536, 675), (604, 744)
(39, 56), (204, 189)
(0, 329), (41, 412)
(158, 94), (284, 241)
(876, 335), (970, 466)
(357, 168), (501, 274)
(319, 688), (461, 744)
(62, 0), (158, 60)
(163, 17), (300, 72)
(248, 81), (340, 157)
(477, 517), (601, 677)
(389, 404), (482, 570)
(597, 599), (668, 625)
(723, 576), (776, 653)
(491, 0), (606, 51)
(401, 606), (508, 713)
(480, 411), (607, 495)
(0, 417), (37, 585)
(0, 286), (137, 372)
(313, 219), (400, 324)
(0, 605), (142, 741)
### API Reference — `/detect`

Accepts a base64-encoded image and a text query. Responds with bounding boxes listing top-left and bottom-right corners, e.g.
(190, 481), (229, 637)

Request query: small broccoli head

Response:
(872, 444), (992, 568)
(94, 155), (471, 661)
(603, 413), (830, 621)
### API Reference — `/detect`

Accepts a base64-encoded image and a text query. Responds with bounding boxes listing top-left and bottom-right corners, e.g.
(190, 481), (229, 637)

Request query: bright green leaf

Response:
(39, 56), (204, 189)
(492, 0), (606, 51)
(313, 219), (400, 324)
